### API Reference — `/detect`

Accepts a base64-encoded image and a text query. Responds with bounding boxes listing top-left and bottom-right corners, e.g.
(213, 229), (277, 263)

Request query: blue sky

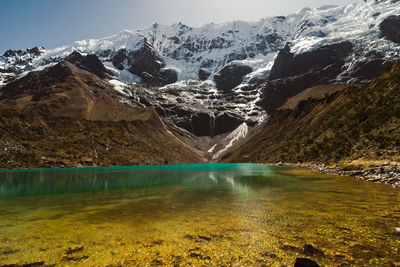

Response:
(0, 0), (356, 53)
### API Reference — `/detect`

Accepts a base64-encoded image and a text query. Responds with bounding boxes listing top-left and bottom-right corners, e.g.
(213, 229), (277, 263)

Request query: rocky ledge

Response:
(274, 162), (400, 189)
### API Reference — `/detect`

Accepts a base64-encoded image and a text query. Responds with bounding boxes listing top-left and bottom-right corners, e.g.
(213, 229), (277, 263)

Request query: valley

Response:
(1, 1), (400, 266)
(0, 0), (399, 187)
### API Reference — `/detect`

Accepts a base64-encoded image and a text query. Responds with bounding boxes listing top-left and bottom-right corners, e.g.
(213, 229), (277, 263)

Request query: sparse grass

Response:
(0, 109), (203, 169)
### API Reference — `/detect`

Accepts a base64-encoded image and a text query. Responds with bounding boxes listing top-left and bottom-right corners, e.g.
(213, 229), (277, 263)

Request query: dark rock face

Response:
(191, 113), (214, 136)
(26, 47), (44, 57)
(159, 68), (178, 84)
(109, 38), (173, 85)
(2, 47), (44, 58)
(199, 68), (211, 81)
(214, 63), (253, 92)
(257, 42), (353, 114)
(129, 39), (165, 79)
(174, 112), (243, 137)
(112, 49), (130, 70)
(140, 72), (163, 87)
(268, 44), (292, 80)
(214, 113), (243, 136)
(3, 49), (19, 57)
(257, 71), (323, 114)
(347, 57), (393, 81)
(294, 258), (320, 267)
(379, 15), (400, 43)
(128, 80), (264, 137)
(67, 51), (112, 79)
(227, 51), (247, 63)
(269, 41), (353, 80)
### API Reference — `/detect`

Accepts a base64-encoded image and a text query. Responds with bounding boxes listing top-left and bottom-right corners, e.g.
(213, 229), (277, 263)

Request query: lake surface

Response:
(0, 163), (399, 266)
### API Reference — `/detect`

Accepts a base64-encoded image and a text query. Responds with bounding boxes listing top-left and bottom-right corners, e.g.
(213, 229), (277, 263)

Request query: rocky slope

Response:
(0, 58), (204, 169)
(0, 0), (399, 166)
(1, 1), (399, 137)
(222, 60), (400, 167)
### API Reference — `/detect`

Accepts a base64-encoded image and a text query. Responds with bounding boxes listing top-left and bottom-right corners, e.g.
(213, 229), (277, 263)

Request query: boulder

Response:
(227, 51), (247, 63)
(214, 63), (253, 92)
(379, 15), (400, 43)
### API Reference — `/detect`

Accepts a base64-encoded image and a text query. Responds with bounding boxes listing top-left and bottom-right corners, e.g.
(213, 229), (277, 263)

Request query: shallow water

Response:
(0, 163), (399, 266)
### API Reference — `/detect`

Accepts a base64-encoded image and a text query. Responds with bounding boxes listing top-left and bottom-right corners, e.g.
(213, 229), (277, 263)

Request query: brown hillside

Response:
(0, 61), (204, 169)
(0, 61), (141, 121)
(223, 60), (400, 164)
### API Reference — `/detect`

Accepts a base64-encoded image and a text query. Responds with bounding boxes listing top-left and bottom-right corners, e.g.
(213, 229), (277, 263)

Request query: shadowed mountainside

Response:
(222, 60), (400, 164)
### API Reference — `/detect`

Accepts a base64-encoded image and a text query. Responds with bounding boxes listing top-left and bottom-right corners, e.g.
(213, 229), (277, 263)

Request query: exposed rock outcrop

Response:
(2, 46), (45, 58)
(159, 68), (178, 84)
(257, 42), (353, 114)
(268, 41), (353, 80)
(129, 39), (165, 79)
(112, 48), (130, 70)
(67, 51), (112, 79)
(198, 68), (211, 81)
(344, 51), (394, 82)
(214, 63), (253, 91)
(379, 15), (400, 44)
(257, 71), (329, 114)
(126, 79), (264, 137)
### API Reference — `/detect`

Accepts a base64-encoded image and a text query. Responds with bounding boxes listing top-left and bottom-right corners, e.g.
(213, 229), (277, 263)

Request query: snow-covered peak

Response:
(290, 0), (400, 56)
(1, 0), (399, 88)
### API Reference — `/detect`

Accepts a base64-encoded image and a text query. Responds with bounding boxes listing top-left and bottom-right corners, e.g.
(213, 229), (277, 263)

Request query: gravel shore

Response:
(273, 162), (400, 189)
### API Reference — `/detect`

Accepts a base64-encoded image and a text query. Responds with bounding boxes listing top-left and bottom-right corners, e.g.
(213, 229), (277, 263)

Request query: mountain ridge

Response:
(2, 0), (399, 86)
(0, 0), (399, 168)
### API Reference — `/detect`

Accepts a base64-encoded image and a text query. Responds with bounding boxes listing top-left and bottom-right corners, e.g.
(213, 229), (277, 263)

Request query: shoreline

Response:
(1, 160), (399, 189)
(271, 162), (400, 189)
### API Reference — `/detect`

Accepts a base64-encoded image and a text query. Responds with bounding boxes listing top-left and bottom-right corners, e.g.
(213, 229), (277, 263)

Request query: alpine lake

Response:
(0, 163), (399, 266)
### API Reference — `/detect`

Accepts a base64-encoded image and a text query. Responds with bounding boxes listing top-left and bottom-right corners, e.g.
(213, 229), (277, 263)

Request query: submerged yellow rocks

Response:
(0, 167), (399, 266)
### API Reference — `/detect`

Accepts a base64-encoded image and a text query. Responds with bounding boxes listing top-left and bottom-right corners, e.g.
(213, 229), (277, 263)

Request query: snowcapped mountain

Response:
(0, 0), (399, 146)
(1, 0), (399, 85)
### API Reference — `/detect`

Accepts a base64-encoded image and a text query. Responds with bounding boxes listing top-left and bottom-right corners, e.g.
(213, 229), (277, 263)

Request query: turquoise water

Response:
(0, 163), (399, 266)
(0, 163), (276, 198)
